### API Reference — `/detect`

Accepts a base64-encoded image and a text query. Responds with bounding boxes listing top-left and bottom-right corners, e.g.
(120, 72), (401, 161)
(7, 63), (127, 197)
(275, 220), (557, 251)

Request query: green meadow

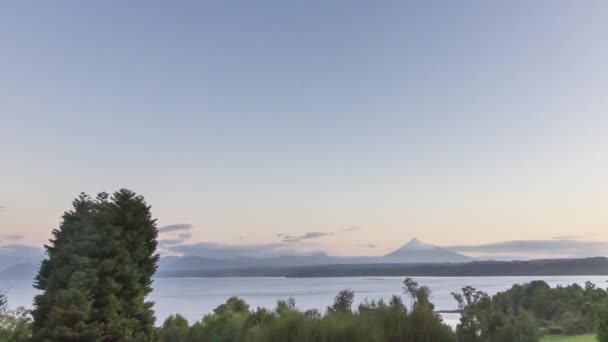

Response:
(541, 334), (596, 342)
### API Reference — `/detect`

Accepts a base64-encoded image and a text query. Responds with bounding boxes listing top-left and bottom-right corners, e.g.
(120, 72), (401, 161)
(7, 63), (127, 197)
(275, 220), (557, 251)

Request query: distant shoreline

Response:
(5, 257), (608, 280)
(155, 257), (608, 278)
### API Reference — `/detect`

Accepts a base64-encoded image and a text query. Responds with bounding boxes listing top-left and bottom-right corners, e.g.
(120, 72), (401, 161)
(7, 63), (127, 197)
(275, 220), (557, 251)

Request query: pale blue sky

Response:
(1, 1), (607, 256)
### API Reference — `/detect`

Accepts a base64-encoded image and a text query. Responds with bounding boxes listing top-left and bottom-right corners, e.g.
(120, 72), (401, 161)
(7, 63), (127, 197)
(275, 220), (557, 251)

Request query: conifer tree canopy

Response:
(32, 190), (159, 341)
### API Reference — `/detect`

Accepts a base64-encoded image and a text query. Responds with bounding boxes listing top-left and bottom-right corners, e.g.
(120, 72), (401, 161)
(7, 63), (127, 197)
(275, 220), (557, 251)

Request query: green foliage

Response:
(596, 299), (608, 342)
(159, 279), (456, 342)
(541, 334), (595, 341)
(0, 292), (32, 342)
(214, 297), (250, 316)
(452, 286), (492, 342)
(31, 190), (159, 341)
(453, 280), (608, 342)
(453, 285), (543, 342)
(327, 290), (354, 314)
(160, 314), (190, 342)
(403, 278), (433, 309)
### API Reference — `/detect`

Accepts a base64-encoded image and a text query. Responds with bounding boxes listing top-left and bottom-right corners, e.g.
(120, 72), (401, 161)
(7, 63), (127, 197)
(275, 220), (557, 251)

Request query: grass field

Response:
(541, 334), (596, 342)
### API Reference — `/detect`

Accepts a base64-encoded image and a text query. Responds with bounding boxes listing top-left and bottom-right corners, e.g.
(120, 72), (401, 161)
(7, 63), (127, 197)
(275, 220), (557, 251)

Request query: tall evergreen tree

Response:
(32, 190), (159, 341)
(32, 193), (103, 340)
(103, 189), (159, 340)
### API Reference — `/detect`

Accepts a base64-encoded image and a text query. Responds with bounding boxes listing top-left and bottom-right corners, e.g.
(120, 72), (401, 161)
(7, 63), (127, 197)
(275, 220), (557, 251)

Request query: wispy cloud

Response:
(358, 244), (377, 248)
(281, 232), (332, 243)
(2, 234), (24, 240)
(159, 224), (193, 234)
(160, 226), (327, 257)
(342, 226), (361, 232)
(177, 232), (192, 240)
(159, 239), (185, 248)
(158, 224), (195, 252)
(552, 235), (582, 240)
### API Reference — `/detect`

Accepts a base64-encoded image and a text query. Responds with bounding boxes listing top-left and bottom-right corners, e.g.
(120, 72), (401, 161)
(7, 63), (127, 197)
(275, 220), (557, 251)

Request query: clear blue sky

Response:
(1, 1), (607, 256)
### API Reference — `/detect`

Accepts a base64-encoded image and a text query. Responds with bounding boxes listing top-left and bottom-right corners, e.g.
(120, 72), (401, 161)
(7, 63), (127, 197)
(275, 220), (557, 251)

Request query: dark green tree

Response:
(214, 297), (250, 316)
(32, 193), (103, 340)
(31, 190), (159, 341)
(403, 277), (433, 310)
(327, 290), (354, 314)
(597, 299), (608, 342)
(160, 314), (190, 342)
(101, 189), (160, 339)
(453, 286), (498, 342)
(453, 285), (544, 342)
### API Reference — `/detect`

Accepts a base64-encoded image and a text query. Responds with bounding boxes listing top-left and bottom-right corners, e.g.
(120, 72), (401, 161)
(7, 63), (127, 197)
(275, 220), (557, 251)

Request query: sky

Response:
(1, 1), (608, 258)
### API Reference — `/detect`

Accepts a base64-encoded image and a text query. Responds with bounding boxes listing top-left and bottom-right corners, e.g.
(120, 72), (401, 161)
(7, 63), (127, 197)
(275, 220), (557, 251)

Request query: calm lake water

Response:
(2, 276), (607, 326)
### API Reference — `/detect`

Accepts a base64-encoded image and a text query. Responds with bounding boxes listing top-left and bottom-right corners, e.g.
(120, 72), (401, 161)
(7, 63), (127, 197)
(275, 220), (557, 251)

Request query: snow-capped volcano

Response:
(383, 237), (471, 263)
(400, 237), (437, 251)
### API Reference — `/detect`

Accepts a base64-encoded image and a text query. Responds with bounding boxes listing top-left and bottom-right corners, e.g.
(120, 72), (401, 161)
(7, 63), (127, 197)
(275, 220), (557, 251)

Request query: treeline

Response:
(156, 279), (608, 342)
(454, 280), (608, 340)
(158, 279), (456, 342)
(5, 278), (608, 341)
(1, 278), (459, 341)
(0, 292), (31, 342)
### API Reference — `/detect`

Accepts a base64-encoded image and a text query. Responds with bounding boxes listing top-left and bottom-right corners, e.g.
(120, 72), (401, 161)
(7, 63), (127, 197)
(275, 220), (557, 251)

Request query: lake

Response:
(2, 276), (607, 326)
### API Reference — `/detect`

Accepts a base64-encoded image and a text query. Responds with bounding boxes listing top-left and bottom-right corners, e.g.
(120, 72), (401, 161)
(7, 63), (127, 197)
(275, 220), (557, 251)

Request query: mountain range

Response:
(1, 238), (469, 280)
(156, 238), (472, 275)
(2, 238), (606, 279)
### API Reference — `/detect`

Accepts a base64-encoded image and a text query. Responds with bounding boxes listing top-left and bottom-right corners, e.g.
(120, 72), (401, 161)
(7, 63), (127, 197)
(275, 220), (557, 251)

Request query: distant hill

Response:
(157, 253), (377, 273)
(6, 256), (608, 279)
(157, 238), (473, 275)
(157, 257), (608, 278)
(0, 245), (44, 270)
(382, 238), (472, 263)
(5, 239), (473, 280)
(0, 263), (38, 280)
